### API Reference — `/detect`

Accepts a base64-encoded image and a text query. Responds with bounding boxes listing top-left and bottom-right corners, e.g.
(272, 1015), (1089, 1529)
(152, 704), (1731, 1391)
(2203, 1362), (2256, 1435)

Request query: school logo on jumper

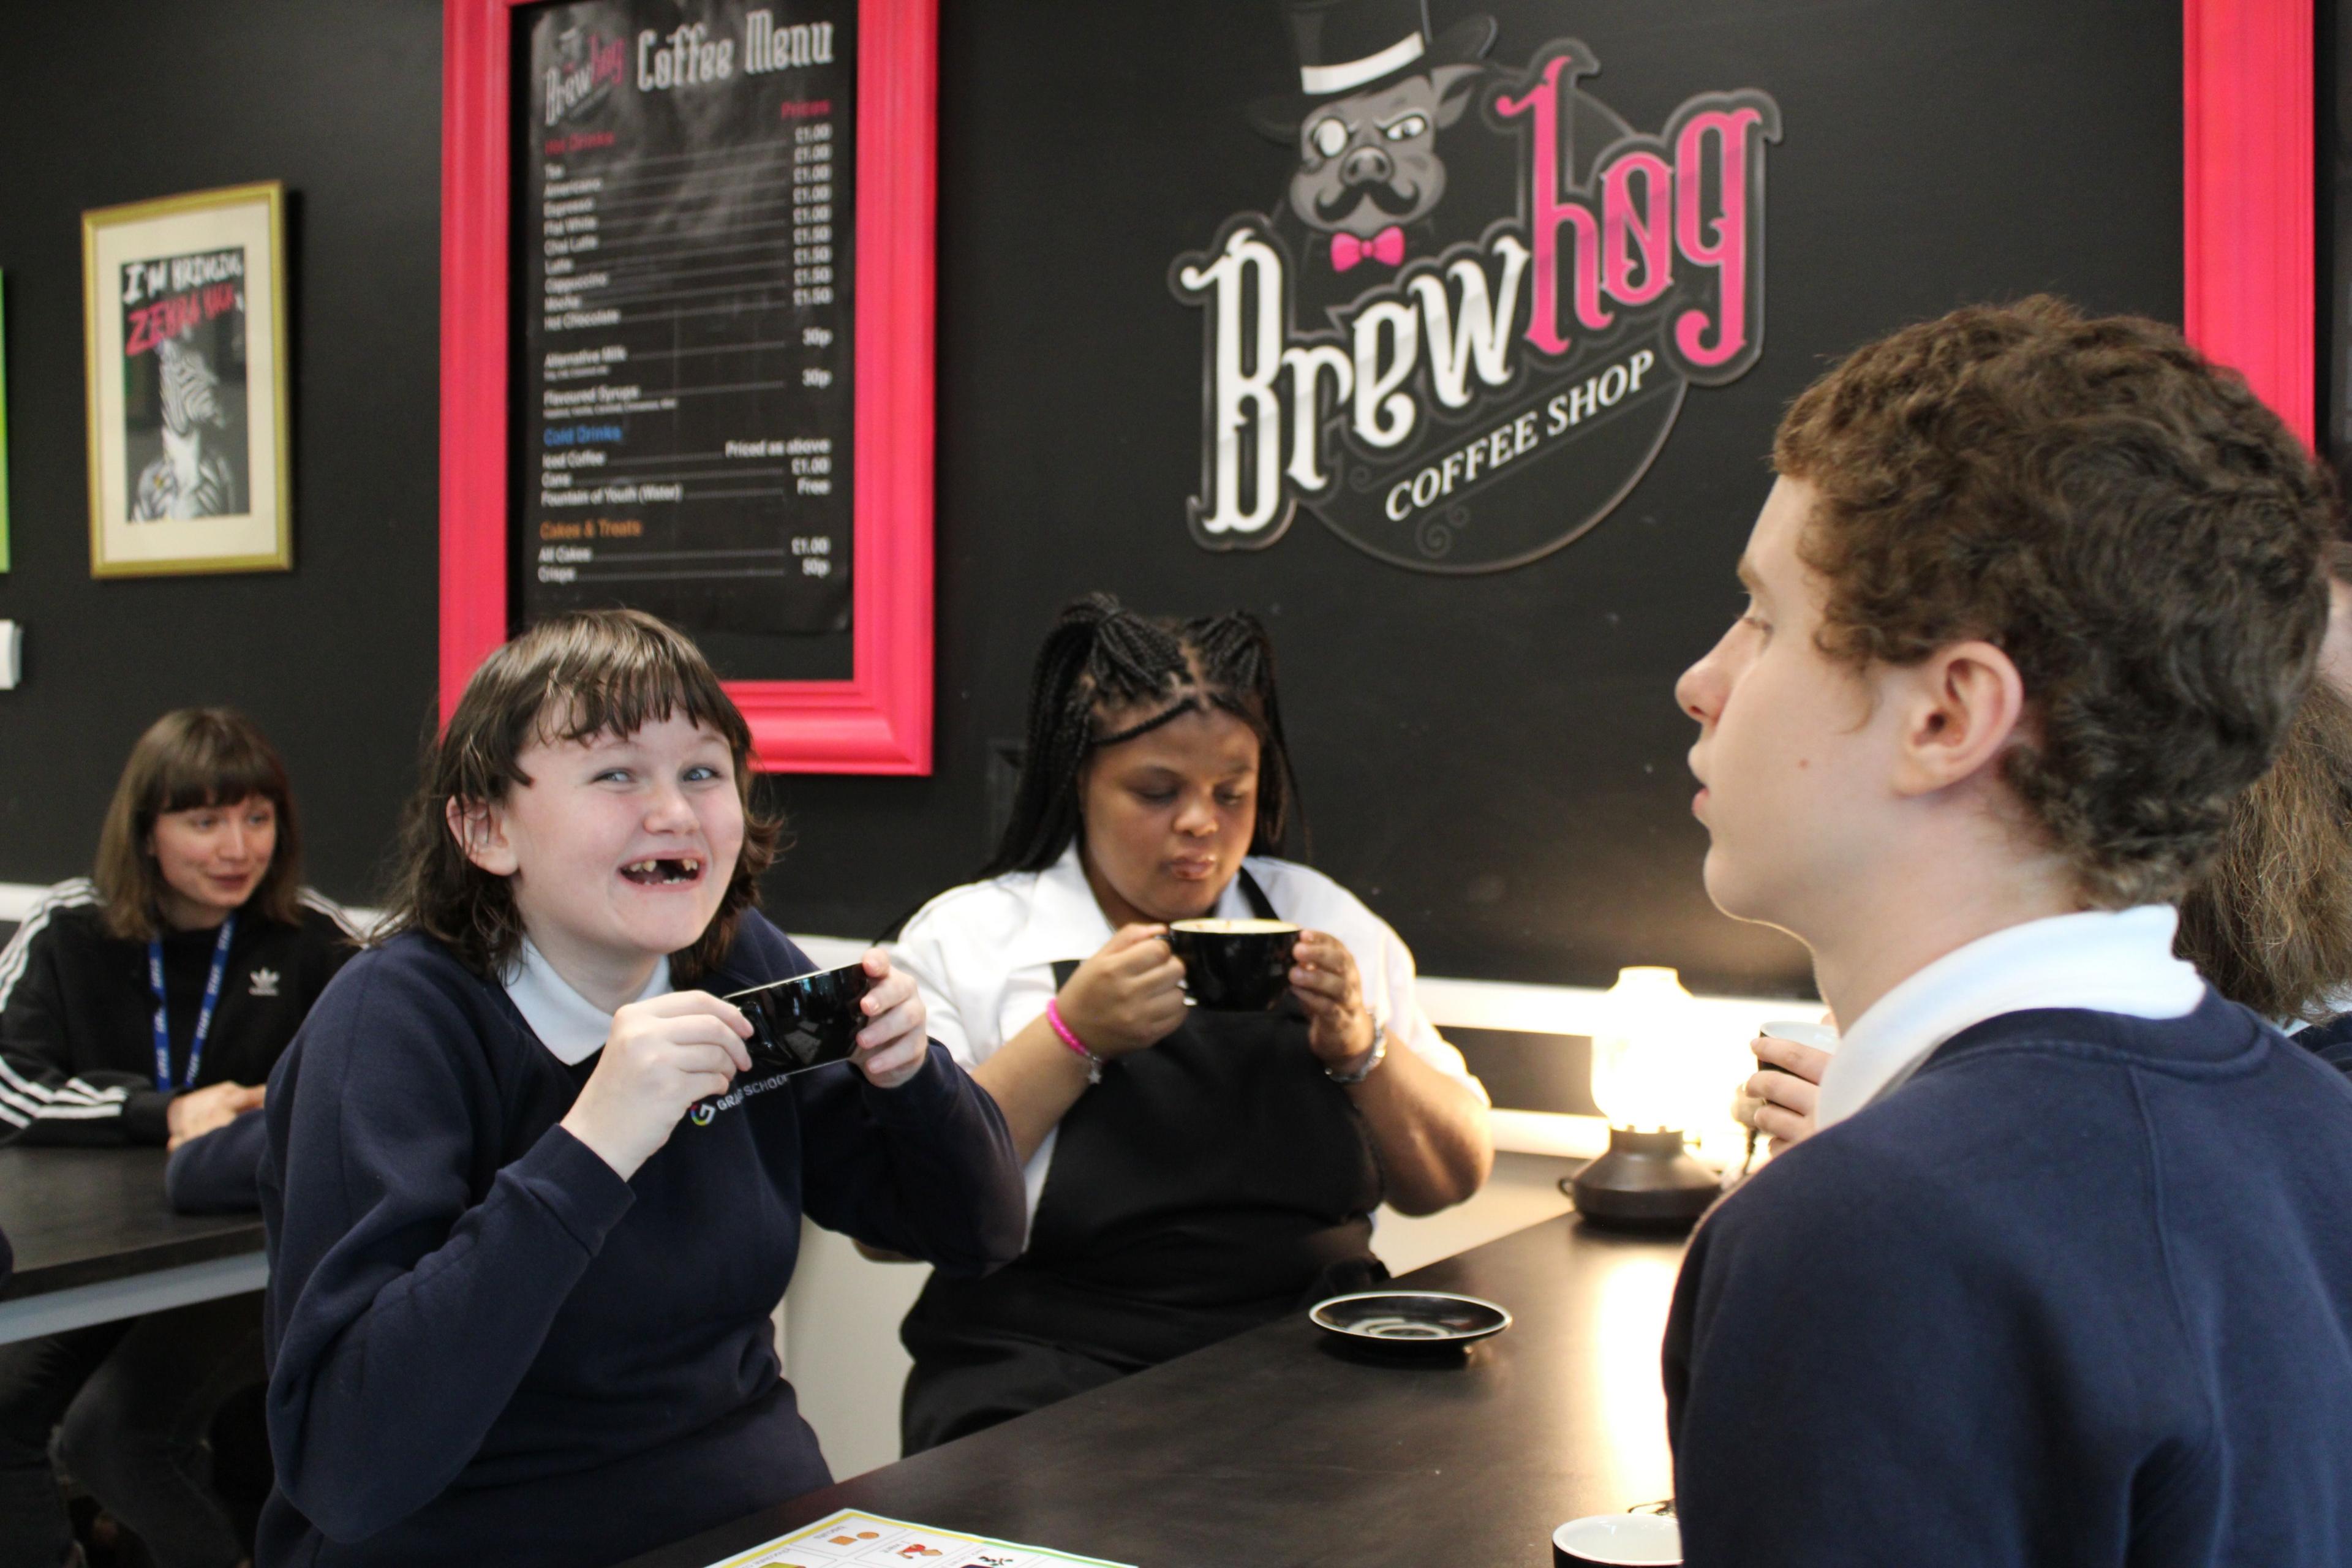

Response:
(246, 967), (279, 998)
(690, 1067), (793, 1125)
(1170, 0), (1780, 571)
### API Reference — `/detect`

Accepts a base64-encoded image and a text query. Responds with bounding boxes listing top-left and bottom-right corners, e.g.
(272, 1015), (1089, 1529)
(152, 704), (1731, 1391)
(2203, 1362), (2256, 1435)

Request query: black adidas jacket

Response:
(0, 880), (357, 1145)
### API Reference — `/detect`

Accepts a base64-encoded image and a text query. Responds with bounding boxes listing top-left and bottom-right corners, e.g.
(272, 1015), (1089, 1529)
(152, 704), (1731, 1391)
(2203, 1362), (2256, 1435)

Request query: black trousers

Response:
(0, 1292), (263, 1568)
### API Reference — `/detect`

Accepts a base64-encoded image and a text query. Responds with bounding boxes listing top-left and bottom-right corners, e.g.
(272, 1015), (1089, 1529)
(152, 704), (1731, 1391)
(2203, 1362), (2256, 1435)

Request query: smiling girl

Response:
(255, 611), (1023, 1568)
(889, 594), (1491, 1452)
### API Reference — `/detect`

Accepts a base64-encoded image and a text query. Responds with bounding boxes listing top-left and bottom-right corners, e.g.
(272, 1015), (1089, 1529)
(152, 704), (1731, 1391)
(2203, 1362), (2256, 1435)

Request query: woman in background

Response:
(891, 594), (1492, 1452)
(0, 709), (355, 1568)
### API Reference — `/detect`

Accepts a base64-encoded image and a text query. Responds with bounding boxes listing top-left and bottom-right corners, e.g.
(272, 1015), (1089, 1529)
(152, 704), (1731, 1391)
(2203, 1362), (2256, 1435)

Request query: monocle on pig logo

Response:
(1170, 0), (1782, 572)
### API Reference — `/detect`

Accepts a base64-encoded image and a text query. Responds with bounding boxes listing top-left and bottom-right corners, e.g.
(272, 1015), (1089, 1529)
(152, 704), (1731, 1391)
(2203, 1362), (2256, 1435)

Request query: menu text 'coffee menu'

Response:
(516, 0), (856, 677)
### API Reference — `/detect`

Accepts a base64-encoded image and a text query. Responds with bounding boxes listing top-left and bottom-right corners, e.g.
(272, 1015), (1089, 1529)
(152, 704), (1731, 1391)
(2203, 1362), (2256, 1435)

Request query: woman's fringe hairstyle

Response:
(985, 592), (1298, 875)
(382, 609), (780, 981)
(94, 708), (304, 941)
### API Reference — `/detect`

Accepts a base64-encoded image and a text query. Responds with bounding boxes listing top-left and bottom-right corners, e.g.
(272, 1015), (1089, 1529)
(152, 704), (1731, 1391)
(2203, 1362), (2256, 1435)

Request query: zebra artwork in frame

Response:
(81, 182), (292, 577)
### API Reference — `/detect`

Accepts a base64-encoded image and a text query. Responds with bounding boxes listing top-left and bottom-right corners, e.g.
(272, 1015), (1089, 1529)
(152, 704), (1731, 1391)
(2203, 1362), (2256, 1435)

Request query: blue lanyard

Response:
(150, 913), (236, 1093)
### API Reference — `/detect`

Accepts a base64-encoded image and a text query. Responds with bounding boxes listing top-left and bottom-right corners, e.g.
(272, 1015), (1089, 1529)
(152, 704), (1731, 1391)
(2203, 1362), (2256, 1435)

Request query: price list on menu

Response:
(514, 0), (855, 679)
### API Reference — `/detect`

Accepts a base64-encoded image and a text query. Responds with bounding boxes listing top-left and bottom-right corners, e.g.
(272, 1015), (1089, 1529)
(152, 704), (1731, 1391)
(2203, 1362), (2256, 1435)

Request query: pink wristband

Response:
(1046, 997), (1103, 1084)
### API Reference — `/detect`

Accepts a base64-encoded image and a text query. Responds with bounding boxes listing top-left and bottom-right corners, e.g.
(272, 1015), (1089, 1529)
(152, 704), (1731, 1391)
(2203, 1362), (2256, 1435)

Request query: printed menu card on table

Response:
(704, 1509), (1136, 1568)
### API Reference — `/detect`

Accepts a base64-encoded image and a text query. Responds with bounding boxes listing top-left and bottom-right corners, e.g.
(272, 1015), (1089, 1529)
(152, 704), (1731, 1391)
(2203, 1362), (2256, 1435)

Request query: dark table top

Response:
(0, 1145), (263, 1301)
(623, 1214), (1689, 1568)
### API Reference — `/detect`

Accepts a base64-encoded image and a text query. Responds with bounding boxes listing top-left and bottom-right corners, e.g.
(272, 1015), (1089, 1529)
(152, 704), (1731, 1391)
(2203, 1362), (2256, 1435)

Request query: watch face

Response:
(727, 962), (875, 1075)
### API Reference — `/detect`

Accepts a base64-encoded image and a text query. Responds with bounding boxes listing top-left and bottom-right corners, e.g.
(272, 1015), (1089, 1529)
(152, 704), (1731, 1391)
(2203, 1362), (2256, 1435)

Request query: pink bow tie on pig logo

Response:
(1332, 226), (1406, 272)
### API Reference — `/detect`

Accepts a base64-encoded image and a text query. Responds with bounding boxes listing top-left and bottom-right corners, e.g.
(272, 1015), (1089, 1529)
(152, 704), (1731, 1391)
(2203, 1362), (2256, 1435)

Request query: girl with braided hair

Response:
(891, 594), (1493, 1452)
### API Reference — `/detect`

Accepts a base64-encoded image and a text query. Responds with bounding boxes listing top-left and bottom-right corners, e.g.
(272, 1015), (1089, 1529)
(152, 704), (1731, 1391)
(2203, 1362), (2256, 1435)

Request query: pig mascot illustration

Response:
(1174, 0), (1779, 567)
(1251, 0), (1497, 315)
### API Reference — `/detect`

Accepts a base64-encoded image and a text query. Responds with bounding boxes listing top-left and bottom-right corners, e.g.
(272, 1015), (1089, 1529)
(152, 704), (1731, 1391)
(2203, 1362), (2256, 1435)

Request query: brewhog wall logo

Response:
(1170, 0), (1781, 572)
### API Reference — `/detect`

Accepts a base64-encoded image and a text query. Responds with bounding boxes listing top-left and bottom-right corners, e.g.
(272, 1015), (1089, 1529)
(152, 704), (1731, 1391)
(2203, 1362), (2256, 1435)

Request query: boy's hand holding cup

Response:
(1733, 1017), (1836, 1151)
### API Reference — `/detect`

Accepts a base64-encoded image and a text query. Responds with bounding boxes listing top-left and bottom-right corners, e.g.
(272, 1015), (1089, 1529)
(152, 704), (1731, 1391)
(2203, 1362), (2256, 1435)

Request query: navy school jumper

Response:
(257, 913), (1025, 1568)
(167, 1107), (266, 1212)
(1664, 993), (2352, 1567)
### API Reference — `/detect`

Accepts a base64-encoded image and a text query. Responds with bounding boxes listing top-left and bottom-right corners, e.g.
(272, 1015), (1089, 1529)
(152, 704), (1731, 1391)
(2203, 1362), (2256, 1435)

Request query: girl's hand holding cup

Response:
(1288, 929), (1376, 1069)
(562, 992), (753, 1179)
(851, 948), (931, 1089)
(1056, 924), (1188, 1058)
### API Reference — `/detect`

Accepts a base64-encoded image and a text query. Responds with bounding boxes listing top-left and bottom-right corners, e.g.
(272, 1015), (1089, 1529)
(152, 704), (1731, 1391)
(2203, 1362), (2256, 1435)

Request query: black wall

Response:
(0, 1), (2182, 997)
(0, 0), (444, 904)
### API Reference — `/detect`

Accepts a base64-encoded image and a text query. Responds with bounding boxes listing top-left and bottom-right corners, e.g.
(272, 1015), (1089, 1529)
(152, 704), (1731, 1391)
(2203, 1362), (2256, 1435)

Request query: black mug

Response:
(725, 962), (875, 1074)
(1166, 918), (1298, 1011)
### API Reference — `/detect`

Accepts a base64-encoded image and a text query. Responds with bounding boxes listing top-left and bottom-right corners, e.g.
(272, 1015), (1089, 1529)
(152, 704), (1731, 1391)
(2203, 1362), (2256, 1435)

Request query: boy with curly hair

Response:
(1665, 297), (2352, 1564)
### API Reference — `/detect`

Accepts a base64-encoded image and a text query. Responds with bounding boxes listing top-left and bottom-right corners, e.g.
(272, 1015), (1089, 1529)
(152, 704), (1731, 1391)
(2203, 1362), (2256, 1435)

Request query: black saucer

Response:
(1308, 1290), (1512, 1349)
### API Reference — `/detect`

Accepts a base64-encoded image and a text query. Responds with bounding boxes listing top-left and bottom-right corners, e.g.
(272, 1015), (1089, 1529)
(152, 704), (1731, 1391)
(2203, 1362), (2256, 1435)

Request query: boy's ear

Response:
(445, 796), (518, 877)
(1887, 639), (2029, 799)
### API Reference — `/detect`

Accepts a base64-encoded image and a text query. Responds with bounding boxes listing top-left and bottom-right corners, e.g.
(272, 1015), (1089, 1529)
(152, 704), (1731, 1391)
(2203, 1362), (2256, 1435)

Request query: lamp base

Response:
(1567, 1126), (1721, 1232)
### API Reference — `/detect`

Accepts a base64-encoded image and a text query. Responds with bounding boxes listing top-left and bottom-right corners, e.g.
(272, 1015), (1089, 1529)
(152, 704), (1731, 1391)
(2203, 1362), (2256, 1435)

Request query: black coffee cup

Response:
(725, 962), (875, 1074)
(1166, 918), (1299, 1011)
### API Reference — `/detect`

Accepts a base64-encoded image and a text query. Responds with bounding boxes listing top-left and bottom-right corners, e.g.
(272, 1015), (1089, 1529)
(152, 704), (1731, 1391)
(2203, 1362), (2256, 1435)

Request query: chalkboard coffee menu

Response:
(515, 0), (855, 680)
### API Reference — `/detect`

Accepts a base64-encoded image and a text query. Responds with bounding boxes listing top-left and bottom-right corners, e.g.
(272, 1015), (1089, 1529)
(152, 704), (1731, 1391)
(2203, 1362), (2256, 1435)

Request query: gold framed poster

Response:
(83, 181), (290, 576)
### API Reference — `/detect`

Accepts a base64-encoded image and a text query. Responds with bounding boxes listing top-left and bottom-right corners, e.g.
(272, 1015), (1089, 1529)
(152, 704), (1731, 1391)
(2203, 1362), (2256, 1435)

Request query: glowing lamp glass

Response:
(1589, 965), (1702, 1132)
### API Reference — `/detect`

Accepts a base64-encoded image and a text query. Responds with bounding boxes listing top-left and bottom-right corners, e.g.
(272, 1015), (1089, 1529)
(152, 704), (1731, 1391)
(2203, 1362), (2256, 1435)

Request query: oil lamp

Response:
(1569, 967), (1723, 1231)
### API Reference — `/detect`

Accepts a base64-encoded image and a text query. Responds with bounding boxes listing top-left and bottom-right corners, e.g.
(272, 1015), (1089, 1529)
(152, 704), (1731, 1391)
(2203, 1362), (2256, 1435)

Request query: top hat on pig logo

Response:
(1250, 0), (1496, 139)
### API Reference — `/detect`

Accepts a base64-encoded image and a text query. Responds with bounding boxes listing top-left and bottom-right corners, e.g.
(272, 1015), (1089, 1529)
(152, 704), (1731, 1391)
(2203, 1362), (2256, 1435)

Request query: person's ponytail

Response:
(983, 596), (1120, 875)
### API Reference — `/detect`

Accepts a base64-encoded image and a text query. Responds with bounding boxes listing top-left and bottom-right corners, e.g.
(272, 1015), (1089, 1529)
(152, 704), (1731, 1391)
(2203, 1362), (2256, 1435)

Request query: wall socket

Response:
(0, 622), (20, 690)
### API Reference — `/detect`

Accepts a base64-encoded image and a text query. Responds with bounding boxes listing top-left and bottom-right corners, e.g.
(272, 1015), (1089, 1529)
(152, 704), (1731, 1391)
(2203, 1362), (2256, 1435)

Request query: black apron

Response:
(900, 871), (1387, 1452)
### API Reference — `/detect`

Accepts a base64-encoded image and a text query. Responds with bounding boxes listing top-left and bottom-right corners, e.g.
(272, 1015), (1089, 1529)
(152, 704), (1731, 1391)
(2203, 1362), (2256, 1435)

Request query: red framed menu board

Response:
(2184, 0), (2313, 449)
(442, 0), (935, 772)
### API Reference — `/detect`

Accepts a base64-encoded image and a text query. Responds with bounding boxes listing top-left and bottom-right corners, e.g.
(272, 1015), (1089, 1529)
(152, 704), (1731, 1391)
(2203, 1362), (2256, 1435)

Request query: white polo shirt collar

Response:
(503, 938), (673, 1065)
(1815, 905), (2204, 1131)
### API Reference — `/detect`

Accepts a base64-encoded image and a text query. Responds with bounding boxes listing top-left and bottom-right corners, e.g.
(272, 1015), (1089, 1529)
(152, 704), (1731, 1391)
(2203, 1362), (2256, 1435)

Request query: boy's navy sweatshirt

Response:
(1664, 993), (2352, 1566)
(257, 913), (1027, 1568)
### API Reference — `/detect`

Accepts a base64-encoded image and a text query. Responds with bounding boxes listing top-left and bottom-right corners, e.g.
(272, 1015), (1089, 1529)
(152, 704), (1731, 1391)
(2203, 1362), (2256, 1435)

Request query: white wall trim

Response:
(0, 884), (1810, 1159)
(0, 883), (1814, 1035)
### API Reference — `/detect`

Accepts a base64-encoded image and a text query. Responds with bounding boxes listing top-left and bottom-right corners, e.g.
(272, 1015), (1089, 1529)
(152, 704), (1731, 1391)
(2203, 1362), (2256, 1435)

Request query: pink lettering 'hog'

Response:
(1673, 105), (1765, 368)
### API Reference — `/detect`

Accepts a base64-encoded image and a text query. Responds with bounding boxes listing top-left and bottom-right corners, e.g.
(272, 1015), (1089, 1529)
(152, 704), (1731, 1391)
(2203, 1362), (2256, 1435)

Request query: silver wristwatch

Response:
(1325, 1017), (1387, 1084)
